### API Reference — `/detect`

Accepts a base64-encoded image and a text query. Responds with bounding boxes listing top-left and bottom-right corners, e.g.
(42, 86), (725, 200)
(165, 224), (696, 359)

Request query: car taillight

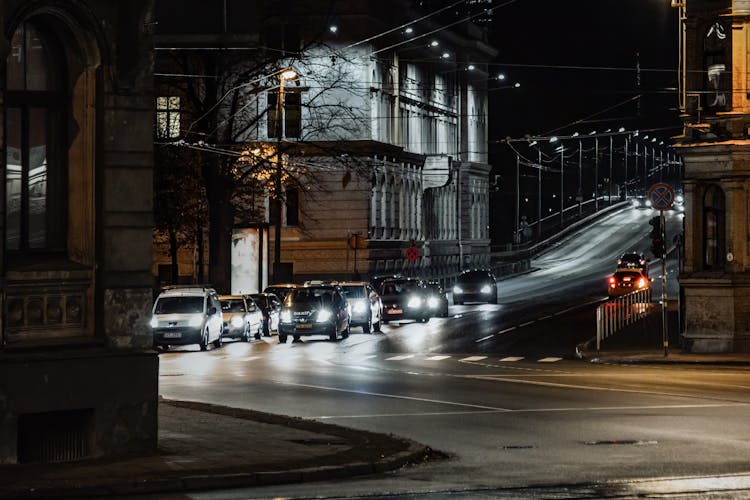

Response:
(638, 278), (646, 288)
(608, 276), (616, 288)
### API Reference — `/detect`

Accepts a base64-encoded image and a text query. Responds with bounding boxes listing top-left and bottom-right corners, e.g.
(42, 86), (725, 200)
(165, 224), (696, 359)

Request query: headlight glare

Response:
(453, 286), (463, 294)
(353, 300), (368, 313)
(316, 309), (333, 322)
(427, 296), (439, 308)
(231, 316), (244, 328)
(280, 310), (292, 323)
(407, 296), (422, 308)
(150, 317), (159, 328)
(481, 285), (492, 294)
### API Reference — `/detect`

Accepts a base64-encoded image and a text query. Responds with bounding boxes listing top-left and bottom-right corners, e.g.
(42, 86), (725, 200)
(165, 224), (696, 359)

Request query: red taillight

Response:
(638, 278), (646, 288)
(609, 277), (616, 284)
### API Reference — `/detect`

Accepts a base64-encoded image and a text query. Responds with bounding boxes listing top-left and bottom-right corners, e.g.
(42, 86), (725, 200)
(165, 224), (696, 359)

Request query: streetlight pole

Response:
(273, 69), (297, 283)
(515, 153), (520, 243)
(594, 136), (599, 211)
(609, 134), (613, 205)
(624, 135), (629, 199)
(578, 138), (582, 216)
(537, 147), (542, 240)
(559, 145), (564, 227)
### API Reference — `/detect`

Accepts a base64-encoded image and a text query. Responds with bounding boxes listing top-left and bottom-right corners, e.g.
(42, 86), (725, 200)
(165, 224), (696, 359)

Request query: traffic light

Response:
(649, 216), (665, 257)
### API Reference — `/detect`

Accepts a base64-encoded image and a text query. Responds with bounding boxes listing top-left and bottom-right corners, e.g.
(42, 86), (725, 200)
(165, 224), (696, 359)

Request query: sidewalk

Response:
(0, 399), (439, 499)
(577, 306), (750, 365)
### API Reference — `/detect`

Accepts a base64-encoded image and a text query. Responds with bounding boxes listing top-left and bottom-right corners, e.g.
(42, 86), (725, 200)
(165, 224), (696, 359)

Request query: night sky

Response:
(487, 0), (682, 242)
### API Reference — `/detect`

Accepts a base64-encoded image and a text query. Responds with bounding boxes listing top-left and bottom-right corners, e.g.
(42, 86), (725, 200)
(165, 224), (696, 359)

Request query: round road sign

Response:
(405, 246), (419, 261)
(647, 183), (675, 210)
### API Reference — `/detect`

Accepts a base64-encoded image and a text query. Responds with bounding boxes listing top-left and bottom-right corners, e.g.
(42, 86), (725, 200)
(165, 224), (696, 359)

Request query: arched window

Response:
(703, 185), (725, 270)
(6, 20), (67, 253)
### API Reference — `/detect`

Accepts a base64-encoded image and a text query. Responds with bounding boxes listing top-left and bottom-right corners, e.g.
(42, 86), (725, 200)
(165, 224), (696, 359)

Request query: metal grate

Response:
(17, 409), (92, 463)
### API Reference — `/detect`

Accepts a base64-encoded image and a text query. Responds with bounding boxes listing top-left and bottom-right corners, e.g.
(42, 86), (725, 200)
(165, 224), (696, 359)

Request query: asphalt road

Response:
(156, 206), (750, 499)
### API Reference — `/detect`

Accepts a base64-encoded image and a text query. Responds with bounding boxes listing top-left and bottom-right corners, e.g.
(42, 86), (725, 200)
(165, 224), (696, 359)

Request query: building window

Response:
(6, 21), (66, 253)
(285, 187), (299, 226)
(703, 185), (725, 270)
(156, 96), (181, 139)
(267, 91), (301, 139)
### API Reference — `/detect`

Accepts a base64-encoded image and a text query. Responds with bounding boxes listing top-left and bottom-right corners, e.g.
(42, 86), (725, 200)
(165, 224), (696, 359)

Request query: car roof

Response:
(266, 283), (297, 288)
(218, 295), (245, 300)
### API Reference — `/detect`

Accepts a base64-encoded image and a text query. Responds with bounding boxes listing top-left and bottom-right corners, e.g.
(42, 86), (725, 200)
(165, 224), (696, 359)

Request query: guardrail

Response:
(596, 288), (653, 350)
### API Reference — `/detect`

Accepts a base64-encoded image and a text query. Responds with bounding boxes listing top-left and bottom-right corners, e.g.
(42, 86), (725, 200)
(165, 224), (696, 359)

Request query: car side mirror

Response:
(208, 306), (217, 315)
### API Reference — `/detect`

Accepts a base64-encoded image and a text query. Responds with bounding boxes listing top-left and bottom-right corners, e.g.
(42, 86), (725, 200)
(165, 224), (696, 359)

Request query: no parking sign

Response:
(647, 183), (675, 210)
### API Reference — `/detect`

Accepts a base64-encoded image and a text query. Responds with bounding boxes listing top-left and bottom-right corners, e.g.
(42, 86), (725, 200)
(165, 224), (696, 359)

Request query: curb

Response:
(0, 401), (441, 499)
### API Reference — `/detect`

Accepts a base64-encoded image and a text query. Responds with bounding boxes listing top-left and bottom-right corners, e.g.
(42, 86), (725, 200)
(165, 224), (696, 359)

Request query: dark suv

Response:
(278, 285), (351, 343)
(452, 269), (498, 305)
(616, 252), (648, 275)
(379, 278), (431, 323)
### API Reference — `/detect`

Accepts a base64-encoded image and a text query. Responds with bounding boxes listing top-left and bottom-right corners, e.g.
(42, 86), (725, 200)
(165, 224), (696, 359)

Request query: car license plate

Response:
(163, 332), (181, 339)
(296, 323), (312, 329)
(388, 309), (403, 315)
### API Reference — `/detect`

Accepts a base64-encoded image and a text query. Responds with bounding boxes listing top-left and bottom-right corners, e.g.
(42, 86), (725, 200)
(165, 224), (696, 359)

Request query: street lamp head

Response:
(529, 140), (537, 146)
(618, 127), (625, 132)
(572, 132), (579, 137)
(280, 69), (298, 80)
(513, 82), (520, 88)
(549, 136), (558, 143)
(497, 73), (506, 80)
(588, 130), (596, 135)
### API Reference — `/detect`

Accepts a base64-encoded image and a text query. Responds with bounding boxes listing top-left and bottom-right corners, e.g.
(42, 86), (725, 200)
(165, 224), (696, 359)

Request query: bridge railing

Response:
(596, 288), (653, 350)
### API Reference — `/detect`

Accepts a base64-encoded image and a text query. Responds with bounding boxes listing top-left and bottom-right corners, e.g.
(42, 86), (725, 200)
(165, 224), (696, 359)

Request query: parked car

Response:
(378, 277), (431, 323)
(263, 283), (297, 303)
(616, 251), (648, 275)
(607, 270), (652, 298)
(337, 281), (382, 333)
(425, 280), (449, 317)
(278, 284), (351, 343)
(248, 292), (281, 337)
(219, 295), (263, 342)
(452, 269), (498, 305)
(151, 285), (223, 351)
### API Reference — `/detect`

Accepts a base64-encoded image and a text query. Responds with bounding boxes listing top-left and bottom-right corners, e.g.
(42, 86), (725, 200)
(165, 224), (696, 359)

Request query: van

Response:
(151, 286), (223, 351)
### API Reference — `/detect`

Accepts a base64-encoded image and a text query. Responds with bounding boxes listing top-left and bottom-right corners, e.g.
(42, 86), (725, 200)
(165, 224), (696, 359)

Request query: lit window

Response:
(156, 96), (181, 138)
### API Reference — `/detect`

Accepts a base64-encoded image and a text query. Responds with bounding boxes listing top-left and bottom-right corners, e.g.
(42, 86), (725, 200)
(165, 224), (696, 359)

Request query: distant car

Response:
(263, 283), (297, 303)
(337, 281), (383, 333)
(452, 269), (498, 305)
(616, 252), (648, 275)
(379, 277), (431, 323)
(219, 295), (263, 342)
(371, 274), (403, 292)
(607, 270), (651, 298)
(632, 196), (650, 209)
(425, 280), (449, 317)
(151, 286), (223, 351)
(278, 284), (351, 343)
(249, 292), (282, 337)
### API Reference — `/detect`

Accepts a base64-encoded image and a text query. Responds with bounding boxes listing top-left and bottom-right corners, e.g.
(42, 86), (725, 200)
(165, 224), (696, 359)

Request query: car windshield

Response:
(459, 271), (493, 283)
(340, 286), (365, 299)
(221, 299), (245, 312)
(381, 281), (419, 295)
(289, 288), (333, 306)
(154, 296), (204, 314)
(250, 295), (267, 307)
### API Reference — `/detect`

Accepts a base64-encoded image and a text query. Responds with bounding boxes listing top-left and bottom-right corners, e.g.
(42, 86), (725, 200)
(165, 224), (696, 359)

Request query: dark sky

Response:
(489, 0), (680, 141)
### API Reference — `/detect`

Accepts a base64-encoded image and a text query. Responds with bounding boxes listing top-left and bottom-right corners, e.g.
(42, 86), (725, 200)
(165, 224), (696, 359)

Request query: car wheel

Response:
(278, 333), (287, 343)
(241, 325), (249, 342)
(254, 325), (261, 340)
(213, 333), (222, 348)
(363, 317), (371, 334)
(454, 299), (463, 305)
(199, 329), (208, 351)
(263, 320), (271, 337)
(374, 318), (381, 332)
(329, 328), (337, 341)
(420, 316), (430, 323)
(343, 321), (350, 339)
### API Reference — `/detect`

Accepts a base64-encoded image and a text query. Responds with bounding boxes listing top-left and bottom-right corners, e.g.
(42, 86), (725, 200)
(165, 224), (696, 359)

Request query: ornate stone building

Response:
(0, 1), (157, 463)
(154, 0), (496, 288)
(676, 0), (750, 352)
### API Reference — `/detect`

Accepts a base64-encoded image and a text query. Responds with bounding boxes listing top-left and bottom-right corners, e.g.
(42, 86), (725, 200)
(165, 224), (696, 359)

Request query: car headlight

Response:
(481, 285), (492, 294)
(427, 296), (439, 309)
(316, 309), (333, 322)
(453, 286), (463, 294)
(231, 316), (244, 328)
(407, 296), (422, 308)
(676, 195), (684, 203)
(352, 300), (368, 314)
(150, 317), (159, 328)
(632, 200), (640, 207)
(280, 310), (292, 323)
(188, 314), (204, 327)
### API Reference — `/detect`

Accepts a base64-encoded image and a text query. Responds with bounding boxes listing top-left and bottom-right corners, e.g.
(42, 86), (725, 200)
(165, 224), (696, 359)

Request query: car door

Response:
(208, 293), (223, 341)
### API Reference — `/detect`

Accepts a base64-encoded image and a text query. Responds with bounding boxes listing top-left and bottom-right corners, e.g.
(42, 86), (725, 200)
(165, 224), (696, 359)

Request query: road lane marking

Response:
(425, 355), (451, 361)
(475, 334), (494, 343)
(279, 381), (512, 411)
(497, 326), (516, 334)
(519, 321), (535, 328)
(460, 356), (487, 362)
(538, 357), (562, 363)
(386, 355), (414, 361)
(500, 357), (524, 362)
(539, 315), (553, 321)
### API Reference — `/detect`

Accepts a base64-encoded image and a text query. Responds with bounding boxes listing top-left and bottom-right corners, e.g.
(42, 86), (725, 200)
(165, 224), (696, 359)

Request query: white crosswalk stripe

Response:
(386, 355), (414, 361)
(425, 355), (451, 361)
(460, 356), (487, 362)
(538, 357), (562, 363)
(500, 356), (525, 362)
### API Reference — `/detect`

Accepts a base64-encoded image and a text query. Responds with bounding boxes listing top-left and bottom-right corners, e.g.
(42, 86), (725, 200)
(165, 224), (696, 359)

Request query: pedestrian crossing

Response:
(383, 354), (563, 363)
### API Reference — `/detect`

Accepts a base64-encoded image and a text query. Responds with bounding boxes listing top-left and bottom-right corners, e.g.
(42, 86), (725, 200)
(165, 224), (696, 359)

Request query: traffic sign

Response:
(647, 183), (675, 210)
(405, 246), (419, 261)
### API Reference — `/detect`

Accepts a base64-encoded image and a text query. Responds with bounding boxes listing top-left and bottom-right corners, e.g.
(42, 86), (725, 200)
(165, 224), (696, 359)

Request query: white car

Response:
(336, 281), (383, 333)
(219, 295), (263, 342)
(151, 286), (224, 351)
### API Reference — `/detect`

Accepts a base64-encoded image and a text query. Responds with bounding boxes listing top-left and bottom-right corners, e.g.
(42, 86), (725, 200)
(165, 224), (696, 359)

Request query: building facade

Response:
(676, 0), (750, 352)
(154, 0), (496, 288)
(0, 1), (158, 463)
